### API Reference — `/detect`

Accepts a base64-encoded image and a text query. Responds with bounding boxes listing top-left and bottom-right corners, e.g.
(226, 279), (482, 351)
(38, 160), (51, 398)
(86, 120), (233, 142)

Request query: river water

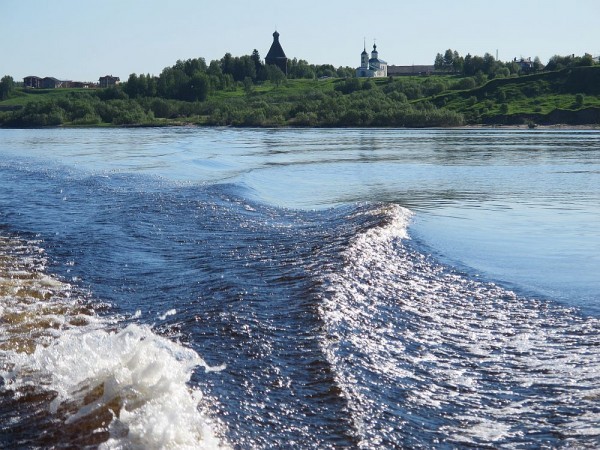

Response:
(0, 127), (598, 448)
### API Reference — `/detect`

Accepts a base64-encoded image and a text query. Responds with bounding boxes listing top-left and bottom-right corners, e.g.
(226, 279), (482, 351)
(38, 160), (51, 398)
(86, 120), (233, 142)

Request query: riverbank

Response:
(2, 67), (600, 128)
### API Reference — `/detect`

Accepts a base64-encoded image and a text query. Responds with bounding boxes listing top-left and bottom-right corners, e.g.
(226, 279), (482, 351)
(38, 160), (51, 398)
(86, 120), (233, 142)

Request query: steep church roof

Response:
(266, 31), (287, 60)
(265, 30), (288, 75)
(360, 37), (369, 55)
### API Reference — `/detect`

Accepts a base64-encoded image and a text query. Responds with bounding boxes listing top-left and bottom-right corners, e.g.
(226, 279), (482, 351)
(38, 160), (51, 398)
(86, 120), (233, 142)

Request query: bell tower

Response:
(361, 39), (369, 69)
(371, 42), (379, 60)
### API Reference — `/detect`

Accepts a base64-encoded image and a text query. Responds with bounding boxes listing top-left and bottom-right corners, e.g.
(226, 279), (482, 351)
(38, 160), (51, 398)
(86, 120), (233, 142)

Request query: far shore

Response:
(3, 122), (600, 131)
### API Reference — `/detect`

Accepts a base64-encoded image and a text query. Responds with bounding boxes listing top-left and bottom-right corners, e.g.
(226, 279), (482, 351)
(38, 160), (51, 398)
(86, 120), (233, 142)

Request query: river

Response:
(0, 127), (598, 448)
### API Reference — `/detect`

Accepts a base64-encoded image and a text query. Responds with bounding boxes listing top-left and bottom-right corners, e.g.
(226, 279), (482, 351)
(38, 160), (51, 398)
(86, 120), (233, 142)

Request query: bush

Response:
(466, 96), (478, 107)
(149, 98), (172, 118)
(455, 77), (476, 90)
(111, 101), (152, 125)
(293, 111), (318, 126)
(335, 78), (362, 94)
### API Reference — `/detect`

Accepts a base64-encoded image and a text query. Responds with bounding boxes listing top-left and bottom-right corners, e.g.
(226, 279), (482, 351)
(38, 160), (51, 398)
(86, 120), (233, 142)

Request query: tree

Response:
(434, 53), (445, 70)
(452, 51), (464, 73)
(468, 55), (485, 76)
(231, 55), (257, 82)
(482, 53), (496, 75)
(180, 58), (207, 77)
(455, 77), (476, 90)
(137, 73), (149, 96)
(221, 53), (235, 76)
(124, 73), (140, 98)
(546, 55), (573, 71)
(288, 58), (316, 79)
(336, 66), (355, 78)
(435, 49), (463, 73)
(145, 73), (158, 97)
(579, 53), (594, 67)
(474, 71), (488, 86)
(207, 60), (222, 77)
(251, 49), (262, 73)
(187, 72), (209, 101)
(0, 75), (15, 100)
(507, 61), (520, 75)
(315, 64), (336, 78)
(463, 54), (474, 76)
(266, 64), (286, 86)
(443, 49), (454, 71)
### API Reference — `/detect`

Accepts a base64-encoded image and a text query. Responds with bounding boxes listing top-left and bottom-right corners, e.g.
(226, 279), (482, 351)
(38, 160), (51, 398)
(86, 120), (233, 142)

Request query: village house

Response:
(23, 76), (42, 88)
(23, 76), (71, 88)
(356, 43), (388, 78)
(99, 75), (120, 88)
(42, 77), (67, 89)
(70, 81), (93, 89)
(514, 57), (534, 72)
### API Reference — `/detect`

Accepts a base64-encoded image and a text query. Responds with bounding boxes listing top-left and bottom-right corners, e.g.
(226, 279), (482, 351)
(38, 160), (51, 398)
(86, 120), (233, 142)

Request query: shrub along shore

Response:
(1, 65), (600, 129)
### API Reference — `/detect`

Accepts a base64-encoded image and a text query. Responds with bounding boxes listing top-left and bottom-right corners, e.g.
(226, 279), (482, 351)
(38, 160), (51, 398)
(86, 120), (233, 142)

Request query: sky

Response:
(2, 0), (599, 82)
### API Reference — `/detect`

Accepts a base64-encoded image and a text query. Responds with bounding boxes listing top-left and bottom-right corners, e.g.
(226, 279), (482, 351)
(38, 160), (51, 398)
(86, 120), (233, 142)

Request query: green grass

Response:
(3, 67), (600, 127)
(0, 88), (96, 107)
(206, 78), (338, 101)
(427, 67), (600, 124)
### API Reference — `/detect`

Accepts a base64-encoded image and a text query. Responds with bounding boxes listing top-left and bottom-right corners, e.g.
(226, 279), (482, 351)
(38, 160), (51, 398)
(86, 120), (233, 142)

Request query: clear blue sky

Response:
(2, 0), (599, 82)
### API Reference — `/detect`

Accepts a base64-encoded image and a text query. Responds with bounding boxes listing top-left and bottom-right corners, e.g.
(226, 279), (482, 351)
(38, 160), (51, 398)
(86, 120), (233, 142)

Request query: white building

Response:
(356, 43), (387, 78)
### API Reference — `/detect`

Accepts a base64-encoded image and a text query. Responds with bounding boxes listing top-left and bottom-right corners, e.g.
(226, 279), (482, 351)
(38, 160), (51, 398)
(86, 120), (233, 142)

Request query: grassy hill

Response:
(2, 67), (600, 127)
(430, 66), (600, 126)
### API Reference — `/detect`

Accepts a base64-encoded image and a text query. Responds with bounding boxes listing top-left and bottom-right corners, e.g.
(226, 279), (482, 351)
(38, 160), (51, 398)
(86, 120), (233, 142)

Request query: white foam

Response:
(4, 324), (227, 449)
(158, 308), (177, 320)
(318, 203), (600, 448)
(0, 236), (228, 449)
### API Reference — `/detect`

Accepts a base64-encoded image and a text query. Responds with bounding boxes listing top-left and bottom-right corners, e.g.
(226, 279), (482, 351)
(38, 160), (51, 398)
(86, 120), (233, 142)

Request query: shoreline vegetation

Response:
(2, 54), (600, 129)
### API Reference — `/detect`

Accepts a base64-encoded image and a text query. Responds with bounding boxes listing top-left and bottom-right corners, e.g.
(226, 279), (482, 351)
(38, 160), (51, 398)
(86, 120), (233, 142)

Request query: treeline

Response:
(434, 49), (597, 79)
(0, 76), (15, 101)
(200, 81), (464, 127)
(0, 77), (465, 128)
(1, 91), (155, 127)
(3, 48), (599, 128)
(122, 52), (355, 102)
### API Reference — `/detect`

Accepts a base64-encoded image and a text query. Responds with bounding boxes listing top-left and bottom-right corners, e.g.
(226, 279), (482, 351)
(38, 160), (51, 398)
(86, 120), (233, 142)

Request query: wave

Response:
(1, 156), (598, 448)
(0, 234), (228, 449)
(318, 203), (600, 448)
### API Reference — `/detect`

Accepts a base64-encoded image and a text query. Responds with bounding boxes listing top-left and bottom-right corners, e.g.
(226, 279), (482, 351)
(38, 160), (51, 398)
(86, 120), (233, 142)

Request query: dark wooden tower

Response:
(265, 31), (288, 75)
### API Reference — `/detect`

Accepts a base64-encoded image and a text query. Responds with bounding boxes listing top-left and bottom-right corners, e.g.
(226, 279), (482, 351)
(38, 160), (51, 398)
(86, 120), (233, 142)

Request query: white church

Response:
(356, 42), (388, 78)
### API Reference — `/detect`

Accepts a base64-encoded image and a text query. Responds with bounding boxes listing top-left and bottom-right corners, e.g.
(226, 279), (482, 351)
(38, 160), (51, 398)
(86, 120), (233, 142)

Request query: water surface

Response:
(0, 127), (598, 448)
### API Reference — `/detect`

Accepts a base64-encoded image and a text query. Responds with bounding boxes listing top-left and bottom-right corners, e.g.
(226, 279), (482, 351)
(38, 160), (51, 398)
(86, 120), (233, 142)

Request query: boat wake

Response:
(0, 235), (227, 449)
(318, 203), (600, 448)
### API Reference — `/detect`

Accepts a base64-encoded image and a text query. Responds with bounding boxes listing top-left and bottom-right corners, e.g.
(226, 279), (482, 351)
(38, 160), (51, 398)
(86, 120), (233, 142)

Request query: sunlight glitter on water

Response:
(0, 235), (228, 449)
(318, 204), (600, 448)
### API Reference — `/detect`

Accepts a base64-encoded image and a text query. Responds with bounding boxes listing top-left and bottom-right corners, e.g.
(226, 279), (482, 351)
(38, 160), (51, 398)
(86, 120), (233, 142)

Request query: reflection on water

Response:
(1, 127), (599, 313)
(1, 127), (600, 448)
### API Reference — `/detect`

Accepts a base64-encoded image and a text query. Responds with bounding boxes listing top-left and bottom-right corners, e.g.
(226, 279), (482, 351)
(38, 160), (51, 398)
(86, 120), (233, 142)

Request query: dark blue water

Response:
(0, 128), (599, 449)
